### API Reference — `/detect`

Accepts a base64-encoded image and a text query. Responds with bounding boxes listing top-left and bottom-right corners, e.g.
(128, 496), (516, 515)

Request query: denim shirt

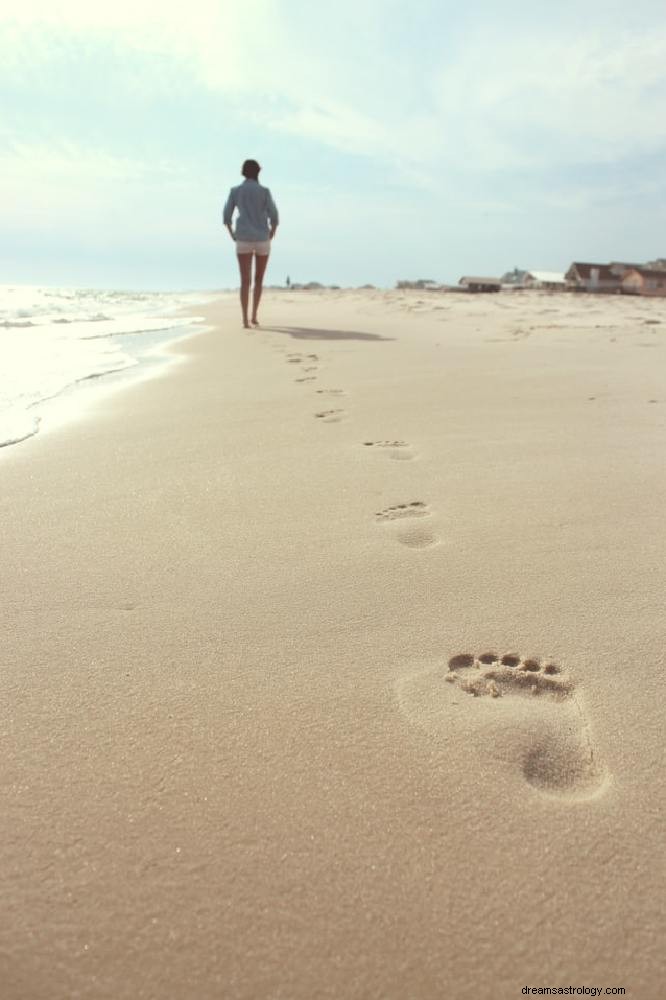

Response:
(223, 179), (279, 241)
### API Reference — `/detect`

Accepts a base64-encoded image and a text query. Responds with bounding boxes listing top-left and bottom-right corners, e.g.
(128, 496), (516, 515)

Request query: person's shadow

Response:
(263, 325), (394, 342)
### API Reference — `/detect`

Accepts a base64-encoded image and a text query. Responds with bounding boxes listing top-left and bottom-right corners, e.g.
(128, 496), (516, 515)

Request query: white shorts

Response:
(236, 239), (271, 255)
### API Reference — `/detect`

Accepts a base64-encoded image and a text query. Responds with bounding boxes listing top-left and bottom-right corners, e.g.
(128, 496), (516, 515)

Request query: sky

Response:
(1, 0), (666, 290)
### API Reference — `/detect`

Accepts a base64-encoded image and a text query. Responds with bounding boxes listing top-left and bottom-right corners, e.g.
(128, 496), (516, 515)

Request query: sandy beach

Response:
(1, 287), (664, 999)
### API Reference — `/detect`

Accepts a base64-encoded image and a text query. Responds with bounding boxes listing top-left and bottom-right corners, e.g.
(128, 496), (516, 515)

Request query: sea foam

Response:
(0, 285), (213, 450)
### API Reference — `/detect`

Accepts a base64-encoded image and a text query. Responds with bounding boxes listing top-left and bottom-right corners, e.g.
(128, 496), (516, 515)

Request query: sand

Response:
(1, 287), (664, 999)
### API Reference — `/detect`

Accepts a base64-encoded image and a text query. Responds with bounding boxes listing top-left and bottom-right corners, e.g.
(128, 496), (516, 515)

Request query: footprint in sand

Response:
(375, 501), (428, 522)
(364, 440), (416, 462)
(375, 502), (439, 548)
(287, 352), (319, 365)
(295, 376), (317, 383)
(316, 388), (346, 397)
(397, 652), (607, 799)
(315, 409), (345, 423)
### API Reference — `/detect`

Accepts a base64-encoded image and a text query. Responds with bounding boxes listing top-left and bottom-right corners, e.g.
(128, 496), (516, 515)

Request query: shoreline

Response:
(1, 288), (663, 999)
(0, 301), (221, 460)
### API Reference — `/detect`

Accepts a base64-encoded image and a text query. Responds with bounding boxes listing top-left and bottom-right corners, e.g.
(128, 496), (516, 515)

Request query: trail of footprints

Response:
(274, 335), (609, 802)
(284, 351), (350, 422)
(280, 343), (436, 547)
(274, 336), (609, 802)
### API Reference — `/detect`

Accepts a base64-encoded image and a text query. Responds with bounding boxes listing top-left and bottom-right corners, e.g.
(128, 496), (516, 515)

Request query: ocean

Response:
(0, 285), (214, 451)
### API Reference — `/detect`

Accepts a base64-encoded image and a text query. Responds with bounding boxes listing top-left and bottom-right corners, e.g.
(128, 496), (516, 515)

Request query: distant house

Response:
(501, 268), (528, 286)
(458, 276), (501, 293)
(620, 267), (666, 297)
(565, 263), (622, 293)
(523, 270), (566, 291)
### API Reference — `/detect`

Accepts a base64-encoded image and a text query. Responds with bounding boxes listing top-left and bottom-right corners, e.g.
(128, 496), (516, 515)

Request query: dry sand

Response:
(1, 288), (664, 999)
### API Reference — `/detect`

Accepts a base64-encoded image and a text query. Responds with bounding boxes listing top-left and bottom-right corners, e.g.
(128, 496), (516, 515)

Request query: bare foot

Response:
(251, 318), (260, 327)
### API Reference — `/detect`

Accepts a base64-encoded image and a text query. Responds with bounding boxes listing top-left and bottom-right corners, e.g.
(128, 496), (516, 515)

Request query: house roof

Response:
(526, 270), (566, 283)
(567, 262), (618, 281)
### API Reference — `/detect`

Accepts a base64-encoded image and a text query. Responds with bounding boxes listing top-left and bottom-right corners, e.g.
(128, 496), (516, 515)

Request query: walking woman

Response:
(223, 159), (279, 328)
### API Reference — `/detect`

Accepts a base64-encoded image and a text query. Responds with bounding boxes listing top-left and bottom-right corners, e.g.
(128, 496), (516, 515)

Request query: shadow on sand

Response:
(264, 325), (394, 343)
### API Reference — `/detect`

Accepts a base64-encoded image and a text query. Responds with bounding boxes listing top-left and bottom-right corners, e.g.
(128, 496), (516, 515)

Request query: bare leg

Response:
(251, 253), (270, 325)
(236, 253), (252, 327)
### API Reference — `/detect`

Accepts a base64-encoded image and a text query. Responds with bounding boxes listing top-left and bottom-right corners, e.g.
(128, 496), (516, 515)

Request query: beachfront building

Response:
(523, 270), (566, 291)
(458, 276), (501, 293)
(501, 267), (528, 286)
(565, 262), (622, 293)
(620, 267), (666, 297)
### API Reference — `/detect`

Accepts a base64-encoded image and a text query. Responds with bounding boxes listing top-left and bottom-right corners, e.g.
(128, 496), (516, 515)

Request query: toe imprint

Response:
(315, 409), (344, 423)
(287, 353), (318, 362)
(447, 652), (572, 700)
(500, 653), (521, 668)
(375, 502), (429, 522)
(364, 440), (409, 449)
(364, 440), (416, 461)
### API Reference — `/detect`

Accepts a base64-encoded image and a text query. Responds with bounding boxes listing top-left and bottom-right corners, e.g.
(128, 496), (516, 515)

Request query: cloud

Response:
(0, 137), (191, 240)
(5, 0), (666, 181)
(0, 0), (280, 92)
(267, 103), (393, 158)
(428, 25), (666, 169)
(2, 138), (184, 180)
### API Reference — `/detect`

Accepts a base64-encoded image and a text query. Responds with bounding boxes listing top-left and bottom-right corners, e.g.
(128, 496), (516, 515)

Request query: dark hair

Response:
(242, 159), (261, 180)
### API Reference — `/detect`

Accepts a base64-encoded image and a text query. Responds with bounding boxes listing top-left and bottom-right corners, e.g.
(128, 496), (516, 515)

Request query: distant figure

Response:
(223, 159), (279, 328)
(286, 275), (291, 288)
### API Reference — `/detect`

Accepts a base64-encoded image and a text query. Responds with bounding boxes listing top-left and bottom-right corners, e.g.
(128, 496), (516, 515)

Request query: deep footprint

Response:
(397, 652), (607, 799)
